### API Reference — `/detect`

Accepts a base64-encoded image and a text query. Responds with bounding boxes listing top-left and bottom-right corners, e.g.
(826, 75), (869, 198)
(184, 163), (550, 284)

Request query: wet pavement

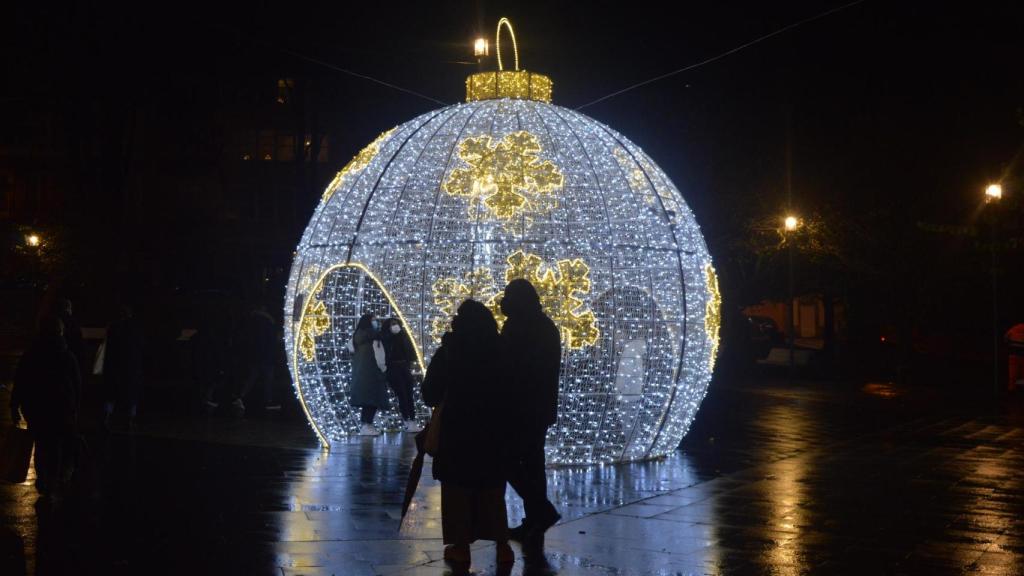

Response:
(2, 379), (1023, 575)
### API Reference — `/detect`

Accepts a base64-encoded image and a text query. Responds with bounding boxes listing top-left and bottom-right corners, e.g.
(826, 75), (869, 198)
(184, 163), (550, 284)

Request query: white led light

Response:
(285, 97), (718, 465)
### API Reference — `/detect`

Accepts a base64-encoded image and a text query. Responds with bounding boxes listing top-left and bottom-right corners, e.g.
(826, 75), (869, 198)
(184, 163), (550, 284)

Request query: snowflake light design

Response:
(297, 290), (331, 362)
(443, 131), (563, 221)
(430, 250), (599, 350)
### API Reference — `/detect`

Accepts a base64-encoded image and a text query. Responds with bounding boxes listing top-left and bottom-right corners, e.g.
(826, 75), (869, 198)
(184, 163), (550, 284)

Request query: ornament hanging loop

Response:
(495, 18), (519, 71)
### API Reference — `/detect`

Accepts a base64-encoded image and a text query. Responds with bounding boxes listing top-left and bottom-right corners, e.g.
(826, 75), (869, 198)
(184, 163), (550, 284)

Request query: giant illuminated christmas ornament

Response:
(285, 19), (720, 464)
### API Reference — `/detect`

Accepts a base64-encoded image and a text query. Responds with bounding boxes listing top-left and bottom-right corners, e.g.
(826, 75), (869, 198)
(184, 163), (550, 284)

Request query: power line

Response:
(576, 0), (866, 111)
(278, 48), (447, 106)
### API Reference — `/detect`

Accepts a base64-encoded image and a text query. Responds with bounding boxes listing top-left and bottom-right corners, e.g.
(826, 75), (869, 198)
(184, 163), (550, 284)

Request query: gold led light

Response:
(443, 130), (563, 221)
(466, 71), (552, 103)
(322, 128), (394, 202)
(465, 18), (552, 102)
(431, 250), (599, 349)
(704, 263), (722, 370)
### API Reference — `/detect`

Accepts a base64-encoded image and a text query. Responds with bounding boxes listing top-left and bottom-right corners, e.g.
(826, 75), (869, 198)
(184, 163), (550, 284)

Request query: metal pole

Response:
(788, 241), (795, 381)
(991, 216), (999, 397)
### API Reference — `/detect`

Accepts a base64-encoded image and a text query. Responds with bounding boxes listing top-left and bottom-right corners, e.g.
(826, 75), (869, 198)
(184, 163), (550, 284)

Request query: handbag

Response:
(0, 426), (34, 484)
(423, 403), (443, 457)
(372, 339), (387, 373)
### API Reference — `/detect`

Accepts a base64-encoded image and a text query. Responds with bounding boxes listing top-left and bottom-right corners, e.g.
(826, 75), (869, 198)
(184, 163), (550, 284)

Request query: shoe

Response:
(443, 543), (471, 568)
(231, 398), (245, 411)
(496, 541), (515, 565)
(358, 423), (380, 436)
(510, 509), (560, 542)
(509, 522), (530, 542)
(403, 420), (423, 433)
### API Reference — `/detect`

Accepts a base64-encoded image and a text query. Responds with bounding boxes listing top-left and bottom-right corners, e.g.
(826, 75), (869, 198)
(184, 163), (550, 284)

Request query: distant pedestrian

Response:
(11, 317), (81, 499)
(421, 300), (514, 568)
(500, 279), (563, 551)
(55, 298), (85, 370)
(383, 318), (421, 432)
(350, 313), (389, 436)
(192, 312), (230, 411)
(102, 304), (144, 431)
(231, 304), (280, 414)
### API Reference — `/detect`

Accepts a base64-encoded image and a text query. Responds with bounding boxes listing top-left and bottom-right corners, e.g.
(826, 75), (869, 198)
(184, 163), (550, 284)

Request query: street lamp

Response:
(782, 215), (799, 378)
(26, 234), (40, 247)
(474, 38), (489, 57)
(985, 183), (1003, 203)
(985, 184), (1002, 396)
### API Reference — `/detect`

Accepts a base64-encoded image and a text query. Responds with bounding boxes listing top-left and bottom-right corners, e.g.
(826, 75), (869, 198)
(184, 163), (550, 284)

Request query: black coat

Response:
(383, 328), (416, 368)
(502, 311), (562, 429)
(421, 333), (511, 488)
(12, 336), (81, 434)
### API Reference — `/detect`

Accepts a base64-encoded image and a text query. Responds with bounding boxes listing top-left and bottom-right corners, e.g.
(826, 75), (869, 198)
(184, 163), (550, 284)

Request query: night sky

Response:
(6, 1), (1024, 348)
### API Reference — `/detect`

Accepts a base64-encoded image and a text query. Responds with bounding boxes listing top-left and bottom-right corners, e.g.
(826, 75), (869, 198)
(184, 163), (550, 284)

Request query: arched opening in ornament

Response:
(293, 264), (426, 442)
(551, 285), (677, 464)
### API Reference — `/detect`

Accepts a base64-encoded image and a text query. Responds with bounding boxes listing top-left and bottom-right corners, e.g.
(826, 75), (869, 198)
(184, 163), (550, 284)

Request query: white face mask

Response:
(390, 324), (401, 334)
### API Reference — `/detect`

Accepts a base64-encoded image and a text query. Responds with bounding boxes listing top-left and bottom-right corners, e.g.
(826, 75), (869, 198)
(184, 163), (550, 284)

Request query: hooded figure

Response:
(349, 313), (389, 435)
(11, 316), (81, 495)
(499, 278), (563, 549)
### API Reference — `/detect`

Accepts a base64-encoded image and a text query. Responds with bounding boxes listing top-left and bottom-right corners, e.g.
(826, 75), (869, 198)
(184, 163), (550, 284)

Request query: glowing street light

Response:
(474, 38), (489, 57)
(26, 234), (40, 247)
(784, 215), (799, 231)
(985, 183), (1002, 203)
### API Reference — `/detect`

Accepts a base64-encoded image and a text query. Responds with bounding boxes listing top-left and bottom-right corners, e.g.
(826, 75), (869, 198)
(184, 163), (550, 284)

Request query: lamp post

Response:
(985, 184), (1002, 396)
(784, 215), (800, 379)
(474, 37), (488, 72)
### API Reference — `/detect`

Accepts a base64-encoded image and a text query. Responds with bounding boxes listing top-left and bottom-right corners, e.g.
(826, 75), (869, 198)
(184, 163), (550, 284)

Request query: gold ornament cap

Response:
(466, 18), (552, 103)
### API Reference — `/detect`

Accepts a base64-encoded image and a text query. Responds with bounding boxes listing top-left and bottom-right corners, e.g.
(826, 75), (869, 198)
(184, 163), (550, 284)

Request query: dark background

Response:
(3, 1), (1022, 390)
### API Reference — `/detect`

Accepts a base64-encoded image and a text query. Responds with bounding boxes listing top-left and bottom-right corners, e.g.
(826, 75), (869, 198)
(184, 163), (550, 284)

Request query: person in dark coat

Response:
(421, 299), (514, 568)
(350, 313), (388, 435)
(55, 298), (85, 370)
(102, 304), (144, 430)
(382, 318), (420, 432)
(11, 316), (81, 497)
(192, 311), (230, 412)
(231, 304), (280, 414)
(500, 278), (563, 549)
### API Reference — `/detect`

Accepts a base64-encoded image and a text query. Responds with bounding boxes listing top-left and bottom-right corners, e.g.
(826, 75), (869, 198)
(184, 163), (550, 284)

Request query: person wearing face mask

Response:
(382, 318), (421, 432)
(349, 313), (389, 436)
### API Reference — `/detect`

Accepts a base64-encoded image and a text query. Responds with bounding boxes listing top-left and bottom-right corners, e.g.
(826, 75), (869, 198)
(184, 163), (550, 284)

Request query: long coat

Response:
(502, 311), (562, 429)
(420, 333), (511, 488)
(12, 336), (81, 435)
(349, 327), (388, 408)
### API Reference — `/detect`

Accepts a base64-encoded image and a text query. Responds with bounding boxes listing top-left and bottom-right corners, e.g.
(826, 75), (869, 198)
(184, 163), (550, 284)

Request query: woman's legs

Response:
(386, 368), (416, 421)
(360, 406), (377, 425)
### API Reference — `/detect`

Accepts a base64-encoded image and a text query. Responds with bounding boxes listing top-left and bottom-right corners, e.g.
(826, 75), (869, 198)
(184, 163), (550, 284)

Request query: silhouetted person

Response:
(55, 298), (84, 370)
(351, 313), (388, 435)
(102, 304), (144, 431)
(232, 304), (279, 413)
(421, 300), (514, 568)
(501, 279), (562, 550)
(192, 312), (230, 411)
(383, 318), (420, 432)
(11, 317), (81, 500)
